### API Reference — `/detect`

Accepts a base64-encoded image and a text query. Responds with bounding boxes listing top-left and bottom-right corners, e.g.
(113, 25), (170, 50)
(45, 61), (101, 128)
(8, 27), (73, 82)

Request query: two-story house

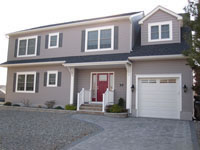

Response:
(1, 6), (193, 120)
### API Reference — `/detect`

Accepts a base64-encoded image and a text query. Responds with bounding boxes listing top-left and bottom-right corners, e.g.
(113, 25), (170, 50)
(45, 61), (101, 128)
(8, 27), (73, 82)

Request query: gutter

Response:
(0, 61), (66, 67)
(128, 54), (186, 61)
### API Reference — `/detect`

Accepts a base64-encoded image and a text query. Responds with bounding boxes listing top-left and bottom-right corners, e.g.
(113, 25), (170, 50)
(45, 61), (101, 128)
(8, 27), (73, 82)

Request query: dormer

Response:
(139, 6), (183, 46)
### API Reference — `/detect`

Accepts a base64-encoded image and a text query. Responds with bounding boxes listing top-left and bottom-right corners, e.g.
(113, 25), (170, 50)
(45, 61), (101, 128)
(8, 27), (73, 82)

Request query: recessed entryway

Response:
(91, 72), (114, 102)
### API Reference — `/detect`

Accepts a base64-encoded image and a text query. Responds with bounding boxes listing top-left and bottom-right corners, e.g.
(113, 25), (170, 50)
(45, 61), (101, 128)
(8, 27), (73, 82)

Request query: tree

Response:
(184, 0), (200, 95)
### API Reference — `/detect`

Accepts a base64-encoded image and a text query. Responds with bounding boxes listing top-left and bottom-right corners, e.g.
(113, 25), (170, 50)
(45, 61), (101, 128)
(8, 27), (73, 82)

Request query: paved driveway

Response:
(68, 114), (198, 150)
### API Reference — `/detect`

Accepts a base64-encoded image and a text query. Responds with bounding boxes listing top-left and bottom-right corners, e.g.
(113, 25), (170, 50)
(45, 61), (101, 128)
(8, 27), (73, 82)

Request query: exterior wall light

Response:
(131, 84), (135, 92)
(183, 84), (188, 93)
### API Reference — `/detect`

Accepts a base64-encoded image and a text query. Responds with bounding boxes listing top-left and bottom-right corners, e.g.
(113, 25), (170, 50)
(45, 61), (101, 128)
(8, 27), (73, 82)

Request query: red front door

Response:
(97, 73), (108, 102)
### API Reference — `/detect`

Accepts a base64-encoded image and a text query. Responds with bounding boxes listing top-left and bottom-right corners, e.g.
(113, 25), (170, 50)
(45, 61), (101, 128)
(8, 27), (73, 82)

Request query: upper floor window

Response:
(16, 72), (36, 93)
(148, 21), (172, 42)
(17, 36), (37, 57)
(47, 71), (58, 87)
(85, 26), (114, 52)
(48, 33), (59, 49)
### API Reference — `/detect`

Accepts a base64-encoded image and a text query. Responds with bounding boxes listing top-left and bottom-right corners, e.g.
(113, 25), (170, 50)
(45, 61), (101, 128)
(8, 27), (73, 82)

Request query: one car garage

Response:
(136, 75), (181, 119)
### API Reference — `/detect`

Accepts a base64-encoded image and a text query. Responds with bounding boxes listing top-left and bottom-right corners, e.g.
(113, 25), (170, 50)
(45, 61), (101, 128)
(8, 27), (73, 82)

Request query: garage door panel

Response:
(138, 77), (180, 119)
(139, 110), (179, 119)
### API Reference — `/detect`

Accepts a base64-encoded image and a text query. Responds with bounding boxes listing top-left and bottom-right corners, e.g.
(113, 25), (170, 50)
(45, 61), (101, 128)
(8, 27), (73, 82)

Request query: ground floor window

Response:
(16, 72), (36, 93)
(47, 71), (58, 87)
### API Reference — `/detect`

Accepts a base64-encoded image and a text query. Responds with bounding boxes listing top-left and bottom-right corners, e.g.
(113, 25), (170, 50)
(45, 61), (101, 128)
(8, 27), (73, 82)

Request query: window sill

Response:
(15, 91), (35, 93)
(148, 38), (172, 42)
(85, 48), (114, 52)
(17, 54), (37, 58)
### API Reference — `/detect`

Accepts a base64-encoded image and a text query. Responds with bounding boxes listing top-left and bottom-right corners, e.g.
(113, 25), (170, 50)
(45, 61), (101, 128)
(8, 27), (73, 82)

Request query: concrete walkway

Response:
(69, 114), (197, 150)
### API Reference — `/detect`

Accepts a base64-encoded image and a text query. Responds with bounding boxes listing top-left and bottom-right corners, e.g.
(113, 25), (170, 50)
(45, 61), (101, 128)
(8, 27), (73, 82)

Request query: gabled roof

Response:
(139, 6), (183, 24)
(7, 11), (142, 36)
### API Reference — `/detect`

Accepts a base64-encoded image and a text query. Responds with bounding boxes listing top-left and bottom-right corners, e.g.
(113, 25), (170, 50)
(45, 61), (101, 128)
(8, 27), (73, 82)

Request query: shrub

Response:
(12, 104), (20, 107)
(4, 102), (12, 106)
(109, 104), (123, 113)
(118, 98), (125, 108)
(54, 106), (64, 110)
(45, 100), (55, 109)
(65, 105), (76, 110)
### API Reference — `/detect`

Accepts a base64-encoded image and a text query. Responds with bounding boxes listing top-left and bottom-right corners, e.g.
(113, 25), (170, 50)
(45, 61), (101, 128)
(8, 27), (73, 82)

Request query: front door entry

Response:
(97, 74), (108, 102)
(91, 73), (114, 102)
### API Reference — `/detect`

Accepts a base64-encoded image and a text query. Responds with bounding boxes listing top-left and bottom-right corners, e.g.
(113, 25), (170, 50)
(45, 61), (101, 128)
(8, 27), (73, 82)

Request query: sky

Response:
(0, 0), (188, 85)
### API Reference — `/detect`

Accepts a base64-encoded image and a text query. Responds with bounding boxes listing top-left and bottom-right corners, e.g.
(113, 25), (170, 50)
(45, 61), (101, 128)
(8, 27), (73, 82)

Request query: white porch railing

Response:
(102, 88), (114, 112)
(77, 88), (91, 111)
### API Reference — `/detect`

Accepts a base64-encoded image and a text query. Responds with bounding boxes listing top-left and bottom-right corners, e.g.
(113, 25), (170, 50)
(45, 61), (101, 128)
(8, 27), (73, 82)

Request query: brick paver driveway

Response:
(68, 114), (199, 150)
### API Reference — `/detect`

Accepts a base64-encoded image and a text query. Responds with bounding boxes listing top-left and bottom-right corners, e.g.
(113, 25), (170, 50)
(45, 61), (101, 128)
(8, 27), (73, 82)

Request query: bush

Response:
(65, 105), (76, 110)
(118, 98), (125, 108)
(109, 104), (123, 113)
(54, 106), (64, 110)
(4, 102), (12, 106)
(45, 100), (55, 109)
(12, 104), (20, 107)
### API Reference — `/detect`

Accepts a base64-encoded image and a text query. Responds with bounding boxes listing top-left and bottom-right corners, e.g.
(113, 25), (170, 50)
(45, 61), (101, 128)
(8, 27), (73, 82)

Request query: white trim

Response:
(17, 36), (38, 57)
(148, 21), (173, 42)
(139, 6), (183, 24)
(128, 54), (185, 61)
(47, 71), (58, 87)
(0, 89), (6, 94)
(85, 26), (114, 52)
(48, 32), (59, 49)
(7, 15), (132, 36)
(63, 61), (128, 67)
(125, 63), (132, 113)
(67, 67), (75, 105)
(90, 72), (115, 103)
(0, 61), (66, 67)
(135, 74), (182, 119)
(16, 72), (36, 93)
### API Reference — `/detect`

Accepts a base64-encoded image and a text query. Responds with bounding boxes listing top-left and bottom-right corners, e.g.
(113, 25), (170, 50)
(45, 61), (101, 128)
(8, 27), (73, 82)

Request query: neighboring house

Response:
(0, 6), (193, 120)
(0, 85), (6, 102)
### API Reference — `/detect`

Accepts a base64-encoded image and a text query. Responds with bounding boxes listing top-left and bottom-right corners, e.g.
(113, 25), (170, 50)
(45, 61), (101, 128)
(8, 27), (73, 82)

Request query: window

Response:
(148, 21), (172, 42)
(47, 71), (58, 87)
(16, 72), (36, 93)
(85, 26), (114, 51)
(17, 36), (37, 57)
(48, 33), (59, 49)
(160, 79), (176, 83)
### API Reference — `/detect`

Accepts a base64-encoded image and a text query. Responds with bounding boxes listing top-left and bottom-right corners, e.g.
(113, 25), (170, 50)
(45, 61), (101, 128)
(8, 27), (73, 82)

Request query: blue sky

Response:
(0, 0), (188, 85)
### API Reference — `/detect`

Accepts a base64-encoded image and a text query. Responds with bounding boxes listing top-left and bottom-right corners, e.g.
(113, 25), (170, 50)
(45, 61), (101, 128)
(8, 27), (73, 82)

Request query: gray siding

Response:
(75, 68), (127, 103)
(131, 59), (193, 120)
(7, 19), (131, 61)
(6, 65), (71, 107)
(141, 10), (181, 46)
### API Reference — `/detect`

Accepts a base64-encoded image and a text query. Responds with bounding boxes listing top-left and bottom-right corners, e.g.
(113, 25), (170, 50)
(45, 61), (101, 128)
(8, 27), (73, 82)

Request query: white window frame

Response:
(17, 36), (38, 57)
(16, 72), (36, 93)
(48, 32), (59, 49)
(148, 21), (173, 42)
(85, 26), (114, 52)
(47, 71), (58, 87)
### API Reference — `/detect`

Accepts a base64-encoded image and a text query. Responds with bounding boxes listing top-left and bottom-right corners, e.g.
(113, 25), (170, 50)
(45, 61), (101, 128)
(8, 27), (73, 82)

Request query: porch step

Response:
(80, 104), (102, 111)
(77, 110), (104, 115)
(81, 104), (102, 108)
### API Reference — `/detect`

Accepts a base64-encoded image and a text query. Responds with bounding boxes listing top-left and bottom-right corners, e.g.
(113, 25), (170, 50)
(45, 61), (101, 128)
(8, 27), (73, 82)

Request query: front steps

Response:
(78, 104), (104, 115)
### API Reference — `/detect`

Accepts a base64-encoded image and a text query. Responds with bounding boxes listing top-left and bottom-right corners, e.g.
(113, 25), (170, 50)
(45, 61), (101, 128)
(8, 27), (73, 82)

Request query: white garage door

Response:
(138, 78), (180, 119)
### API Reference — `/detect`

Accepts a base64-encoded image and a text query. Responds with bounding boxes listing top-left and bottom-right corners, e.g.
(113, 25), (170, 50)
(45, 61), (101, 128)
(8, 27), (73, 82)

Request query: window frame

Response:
(47, 71), (58, 87)
(48, 32), (59, 49)
(148, 21), (172, 42)
(17, 36), (38, 57)
(85, 26), (114, 52)
(16, 72), (36, 93)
